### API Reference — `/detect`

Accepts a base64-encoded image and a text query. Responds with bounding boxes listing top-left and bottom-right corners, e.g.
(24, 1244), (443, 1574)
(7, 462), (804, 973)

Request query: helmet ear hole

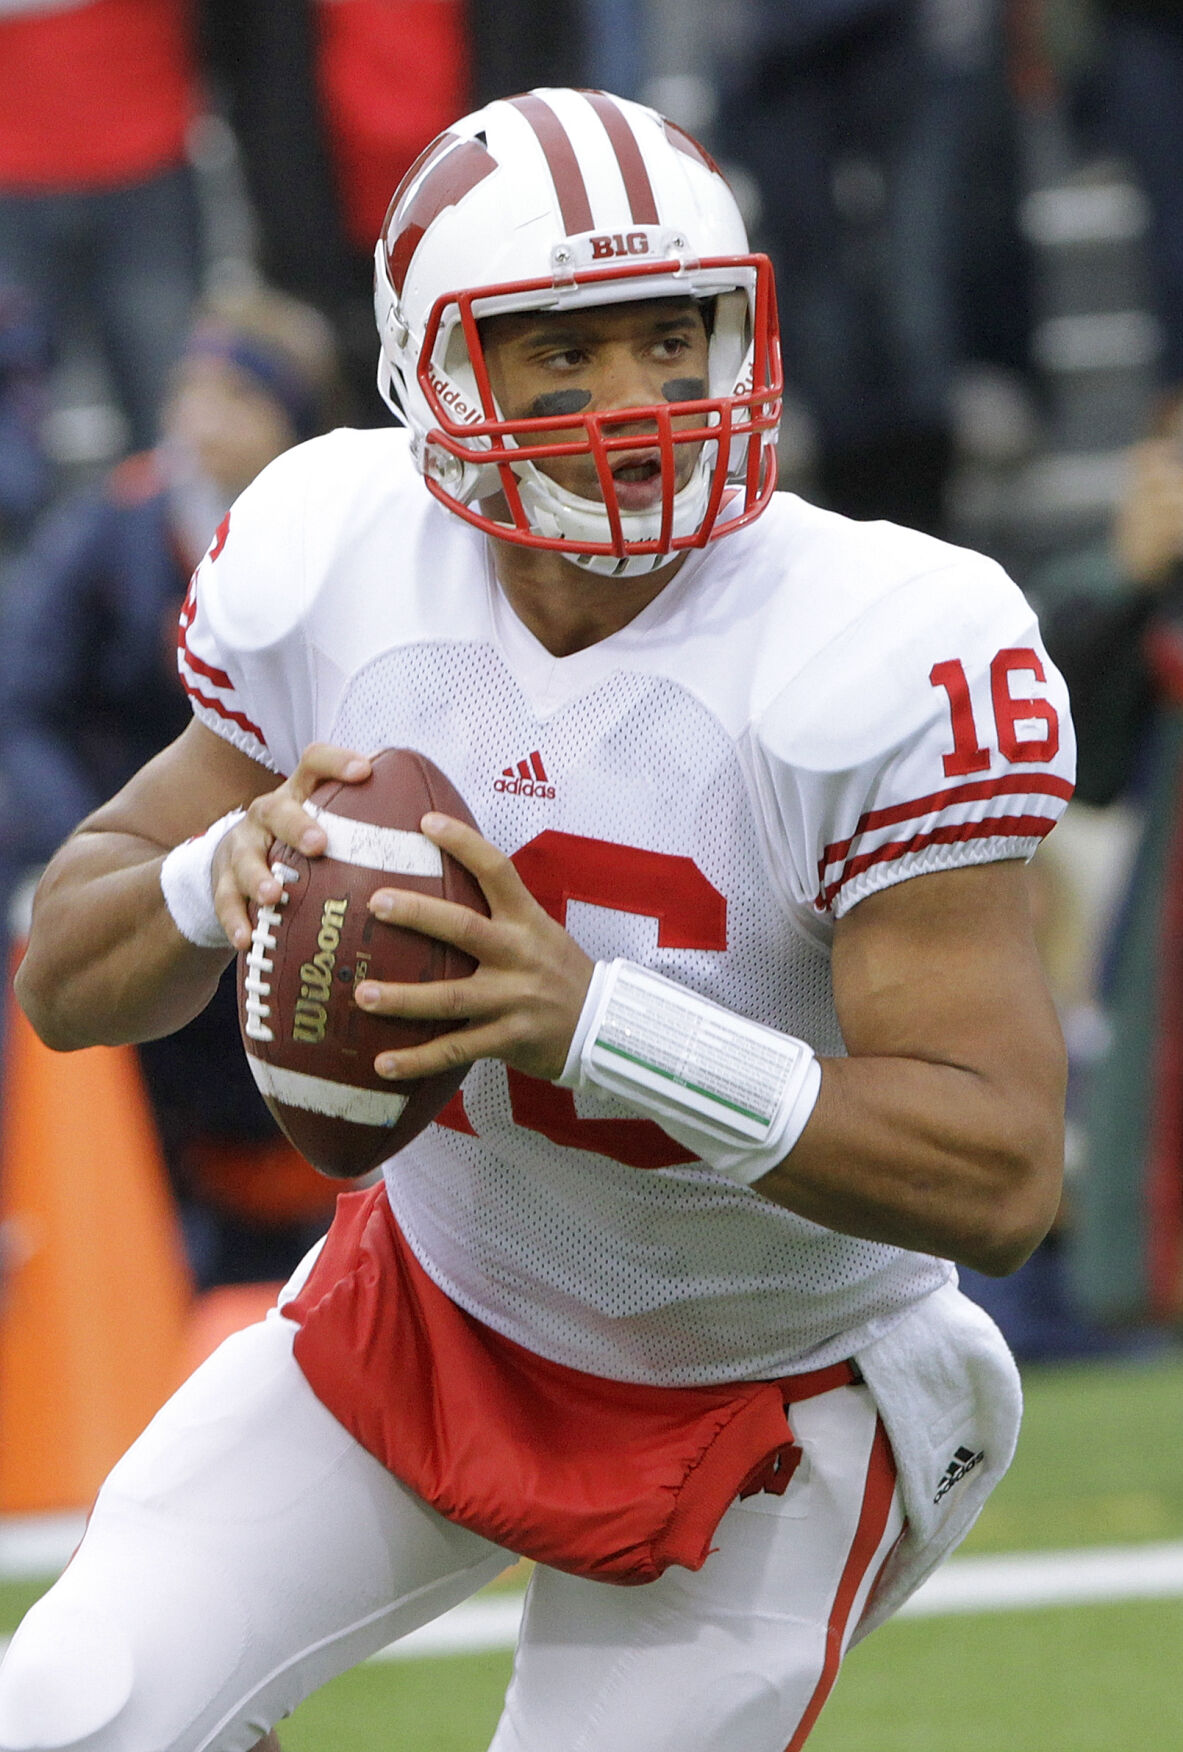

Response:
(707, 289), (750, 397)
(441, 321), (474, 387)
(432, 310), (504, 426)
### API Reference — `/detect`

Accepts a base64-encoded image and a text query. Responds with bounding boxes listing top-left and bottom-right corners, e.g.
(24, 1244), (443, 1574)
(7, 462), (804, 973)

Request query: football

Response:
(237, 748), (489, 1178)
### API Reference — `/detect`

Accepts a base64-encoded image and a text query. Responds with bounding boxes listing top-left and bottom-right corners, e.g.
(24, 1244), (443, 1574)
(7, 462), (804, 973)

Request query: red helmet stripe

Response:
(582, 91), (659, 225)
(661, 118), (725, 180)
(386, 136), (498, 296)
(508, 94), (594, 235)
(388, 130), (462, 222)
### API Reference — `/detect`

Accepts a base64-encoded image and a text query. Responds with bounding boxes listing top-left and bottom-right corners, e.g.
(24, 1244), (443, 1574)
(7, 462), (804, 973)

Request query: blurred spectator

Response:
(200, 0), (600, 422)
(1032, 388), (1183, 1330)
(954, 3), (1040, 407)
(956, 847), (1146, 1359)
(0, 0), (205, 509)
(575, 0), (642, 98)
(1096, 0), (1183, 388)
(716, 0), (1014, 533)
(0, 285), (348, 1287)
(0, 285), (51, 549)
(469, 0), (587, 103)
(201, 0), (471, 421)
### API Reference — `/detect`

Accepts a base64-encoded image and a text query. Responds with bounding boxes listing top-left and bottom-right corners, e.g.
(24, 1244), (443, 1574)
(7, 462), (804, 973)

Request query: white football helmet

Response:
(374, 87), (782, 577)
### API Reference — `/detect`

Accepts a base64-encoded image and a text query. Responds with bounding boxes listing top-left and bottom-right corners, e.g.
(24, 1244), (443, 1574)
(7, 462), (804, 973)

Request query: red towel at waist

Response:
(282, 1183), (859, 1585)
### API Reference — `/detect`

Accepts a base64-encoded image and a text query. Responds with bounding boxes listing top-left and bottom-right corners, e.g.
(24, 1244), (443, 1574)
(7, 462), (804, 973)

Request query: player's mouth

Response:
(609, 451), (664, 511)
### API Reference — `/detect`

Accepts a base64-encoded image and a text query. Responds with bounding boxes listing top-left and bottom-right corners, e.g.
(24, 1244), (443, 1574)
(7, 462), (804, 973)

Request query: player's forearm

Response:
(14, 828), (232, 1051)
(757, 1051), (1066, 1276)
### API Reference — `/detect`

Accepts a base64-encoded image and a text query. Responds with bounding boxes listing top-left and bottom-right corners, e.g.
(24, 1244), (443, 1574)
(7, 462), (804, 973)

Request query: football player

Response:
(0, 89), (1073, 1752)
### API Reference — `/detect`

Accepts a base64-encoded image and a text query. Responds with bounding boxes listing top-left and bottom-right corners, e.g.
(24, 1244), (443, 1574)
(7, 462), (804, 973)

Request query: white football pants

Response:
(0, 1307), (902, 1752)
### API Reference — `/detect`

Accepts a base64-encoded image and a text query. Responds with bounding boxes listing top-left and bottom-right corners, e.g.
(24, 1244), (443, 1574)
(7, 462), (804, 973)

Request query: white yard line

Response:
(371, 1540), (1183, 1659)
(3, 1518), (1182, 1666)
(376, 1596), (527, 1661)
(895, 1540), (1183, 1617)
(0, 1513), (87, 1579)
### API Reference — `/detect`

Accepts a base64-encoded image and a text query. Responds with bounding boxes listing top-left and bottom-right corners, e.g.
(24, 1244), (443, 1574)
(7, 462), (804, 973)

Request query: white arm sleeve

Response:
(176, 437), (345, 776)
(753, 555), (1076, 920)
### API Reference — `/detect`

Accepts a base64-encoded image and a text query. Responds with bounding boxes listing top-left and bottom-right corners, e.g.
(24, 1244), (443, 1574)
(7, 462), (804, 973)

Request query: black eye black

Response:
(528, 389), (593, 418)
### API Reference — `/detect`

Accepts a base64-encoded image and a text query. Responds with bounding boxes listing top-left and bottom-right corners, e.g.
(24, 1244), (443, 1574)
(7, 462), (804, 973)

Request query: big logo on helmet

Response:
(590, 232), (652, 259)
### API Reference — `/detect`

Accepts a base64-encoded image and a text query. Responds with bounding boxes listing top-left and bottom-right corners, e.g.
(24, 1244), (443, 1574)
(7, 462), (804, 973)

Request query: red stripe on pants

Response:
(783, 1416), (898, 1750)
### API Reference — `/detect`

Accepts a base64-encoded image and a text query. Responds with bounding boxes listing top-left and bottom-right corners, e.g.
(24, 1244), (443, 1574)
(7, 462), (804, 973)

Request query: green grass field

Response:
(3, 1351), (1182, 1749)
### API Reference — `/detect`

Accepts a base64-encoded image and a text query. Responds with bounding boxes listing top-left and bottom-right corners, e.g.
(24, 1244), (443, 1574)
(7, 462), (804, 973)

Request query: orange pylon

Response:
(0, 983), (193, 1511)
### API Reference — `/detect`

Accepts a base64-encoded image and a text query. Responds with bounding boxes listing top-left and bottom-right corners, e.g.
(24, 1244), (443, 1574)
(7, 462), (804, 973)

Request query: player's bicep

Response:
(830, 859), (1065, 1104)
(18, 723), (283, 1049)
(79, 719), (280, 855)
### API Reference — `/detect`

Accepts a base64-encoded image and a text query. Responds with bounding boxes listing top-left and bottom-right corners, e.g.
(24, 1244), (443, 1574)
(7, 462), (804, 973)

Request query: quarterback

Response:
(0, 90), (1073, 1751)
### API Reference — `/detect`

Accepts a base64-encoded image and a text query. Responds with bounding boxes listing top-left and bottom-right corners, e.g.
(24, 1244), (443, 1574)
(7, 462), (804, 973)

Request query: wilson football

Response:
(237, 748), (488, 1178)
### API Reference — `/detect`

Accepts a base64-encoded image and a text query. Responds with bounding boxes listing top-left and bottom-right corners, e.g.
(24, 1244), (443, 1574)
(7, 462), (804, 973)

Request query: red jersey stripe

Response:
(819, 773), (1075, 875)
(180, 677), (268, 749)
(509, 93), (594, 234)
(784, 1418), (897, 1751)
(581, 90), (659, 223)
(178, 639), (234, 691)
(208, 510), (231, 561)
(816, 815), (1058, 910)
(176, 579), (236, 691)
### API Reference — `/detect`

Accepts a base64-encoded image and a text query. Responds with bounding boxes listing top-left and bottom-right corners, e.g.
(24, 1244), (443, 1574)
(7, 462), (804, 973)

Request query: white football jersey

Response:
(181, 429), (1074, 1385)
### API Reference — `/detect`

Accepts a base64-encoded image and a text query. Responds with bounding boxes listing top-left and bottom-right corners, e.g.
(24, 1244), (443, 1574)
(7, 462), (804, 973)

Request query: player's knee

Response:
(666, 1670), (785, 1746)
(0, 1596), (134, 1750)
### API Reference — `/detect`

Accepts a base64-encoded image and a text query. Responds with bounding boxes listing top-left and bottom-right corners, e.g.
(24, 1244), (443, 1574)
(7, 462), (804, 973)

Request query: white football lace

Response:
(242, 861), (298, 1042)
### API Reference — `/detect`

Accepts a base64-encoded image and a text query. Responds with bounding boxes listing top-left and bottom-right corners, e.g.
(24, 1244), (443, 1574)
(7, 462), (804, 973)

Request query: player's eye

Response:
(544, 347), (589, 370)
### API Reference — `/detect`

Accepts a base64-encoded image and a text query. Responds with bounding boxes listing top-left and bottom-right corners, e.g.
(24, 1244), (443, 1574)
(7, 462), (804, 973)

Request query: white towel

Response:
(851, 1278), (1022, 1641)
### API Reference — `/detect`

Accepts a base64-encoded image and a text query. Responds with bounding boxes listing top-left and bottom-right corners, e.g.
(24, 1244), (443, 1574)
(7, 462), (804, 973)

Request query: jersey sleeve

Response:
(754, 554), (1076, 921)
(176, 440), (329, 776)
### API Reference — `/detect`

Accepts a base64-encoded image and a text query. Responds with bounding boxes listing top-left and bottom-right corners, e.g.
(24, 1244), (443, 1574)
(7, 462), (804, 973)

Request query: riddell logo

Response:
(426, 364), (480, 425)
(495, 751), (556, 799)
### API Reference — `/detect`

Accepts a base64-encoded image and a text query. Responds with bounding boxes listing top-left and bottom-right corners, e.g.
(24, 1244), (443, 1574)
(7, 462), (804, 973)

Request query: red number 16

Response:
(930, 647), (1059, 778)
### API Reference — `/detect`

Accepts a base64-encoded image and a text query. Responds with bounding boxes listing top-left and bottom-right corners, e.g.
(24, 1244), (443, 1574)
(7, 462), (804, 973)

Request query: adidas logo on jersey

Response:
(933, 1444), (986, 1504)
(495, 751), (555, 799)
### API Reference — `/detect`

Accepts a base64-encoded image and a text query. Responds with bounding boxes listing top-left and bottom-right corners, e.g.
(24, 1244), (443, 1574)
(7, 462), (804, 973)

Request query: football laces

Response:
(242, 861), (298, 1042)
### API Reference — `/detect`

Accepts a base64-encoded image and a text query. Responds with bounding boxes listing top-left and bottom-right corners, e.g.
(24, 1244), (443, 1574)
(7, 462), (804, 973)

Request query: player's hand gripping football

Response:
(210, 742), (374, 949)
(209, 741), (594, 1082)
(359, 813), (594, 1084)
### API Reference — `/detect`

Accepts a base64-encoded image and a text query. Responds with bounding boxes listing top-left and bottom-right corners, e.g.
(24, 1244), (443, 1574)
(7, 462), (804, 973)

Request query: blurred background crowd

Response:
(0, 0), (1181, 1360)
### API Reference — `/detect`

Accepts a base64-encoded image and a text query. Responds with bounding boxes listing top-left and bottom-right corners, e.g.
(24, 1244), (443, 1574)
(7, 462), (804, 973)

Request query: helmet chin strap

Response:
(510, 451), (713, 579)
(561, 546), (680, 580)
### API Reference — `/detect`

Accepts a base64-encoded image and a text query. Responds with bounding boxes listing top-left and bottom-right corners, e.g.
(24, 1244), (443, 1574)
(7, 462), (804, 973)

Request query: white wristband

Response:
(556, 959), (821, 1186)
(159, 808), (247, 948)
